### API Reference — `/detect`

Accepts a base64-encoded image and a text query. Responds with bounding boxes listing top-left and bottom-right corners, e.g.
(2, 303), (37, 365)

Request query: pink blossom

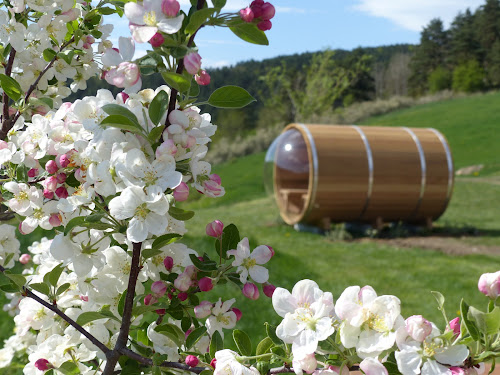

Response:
(19, 254), (31, 264)
(151, 281), (167, 297)
(184, 52), (202, 75)
(55, 186), (69, 199)
(449, 317), (461, 336)
(105, 62), (141, 89)
(199, 277), (214, 292)
(257, 20), (272, 31)
(359, 358), (388, 375)
(185, 355), (199, 367)
(28, 168), (39, 178)
(232, 307), (242, 321)
(161, 0), (180, 17)
(405, 315), (432, 342)
(48, 213), (62, 227)
(292, 353), (317, 374)
(35, 359), (51, 371)
(156, 139), (178, 158)
(194, 300), (213, 318)
(144, 294), (158, 305)
(260, 2), (275, 20)
(478, 271), (500, 299)
(174, 265), (197, 291)
(263, 283), (276, 298)
(242, 282), (259, 300)
(149, 32), (165, 47)
(178, 292), (188, 301)
(267, 245), (275, 257)
(56, 173), (67, 184)
(195, 70), (211, 85)
(206, 220), (224, 238)
(450, 367), (466, 375)
(239, 7), (254, 22)
(57, 154), (70, 168)
(163, 256), (174, 271)
(44, 176), (58, 192)
(173, 182), (189, 202)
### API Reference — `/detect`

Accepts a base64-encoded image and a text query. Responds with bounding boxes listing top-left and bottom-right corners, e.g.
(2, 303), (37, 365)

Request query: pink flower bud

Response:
(478, 271), (500, 299)
(35, 359), (51, 371)
(117, 92), (129, 104)
(184, 52), (202, 75)
(161, 0), (180, 17)
(149, 32), (164, 47)
(184, 135), (196, 149)
(56, 173), (67, 184)
(105, 62), (141, 88)
(144, 294), (158, 305)
(80, 295), (89, 302)
(178, 292), (188, 301)
(242, 283), (259, 300)
(45, 176), (58, 192)
(55, 186), (69, 199)
(156, 309), (166, 315)
(45, 160), (58, 174)
(43, 189), (54, 199)
(405, 315), (432, 342)
(251, 1), (263, 18)
(18, 222), (26, 235)
(175, 272), (194, 292)
(173, 182), (189, 202)
(449, 317), (461, 336)
(267, 245), (275, 257)
(293, 353), (317, 374)
(450, 368), (466, 375)
(198, 277), (213, 292)
(194, 300), (213, 318)
(185, 355), (199, 367)
(151, 281), (167, 297)
(164, 256), (174, 271)
(232, 307), (242, 321)
(49, 213), (62, 227)
(28, 168), (39, 178)
(57, 154), (70, 168)
(257, 20), (272, 31)
(328, 366), (349, 375)
(86, 35), (95, 44)
(206, 220), (224, 238)
(209, 173), (221, 185)
(195, 70), (211, 86)
(83, 42), (92, 49)
(210, 358), (217, 369)
(156, 139), (178, 158)
(260, 2), (275, 20)
(19, 254), (31, 264)
(239, 7), (254, 22)
(263, 283), (276, 298)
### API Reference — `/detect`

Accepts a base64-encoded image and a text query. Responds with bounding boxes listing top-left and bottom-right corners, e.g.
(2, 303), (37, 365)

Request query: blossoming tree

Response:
(0, 0), (499, 374)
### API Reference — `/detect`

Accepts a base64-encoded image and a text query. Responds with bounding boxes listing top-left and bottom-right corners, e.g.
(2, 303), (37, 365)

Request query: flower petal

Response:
(124, 2), (146, 25)
(157, 14), (184, 34)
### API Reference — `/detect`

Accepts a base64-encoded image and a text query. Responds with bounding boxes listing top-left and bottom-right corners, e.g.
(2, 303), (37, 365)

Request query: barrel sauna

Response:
(270, 124), (454, 227)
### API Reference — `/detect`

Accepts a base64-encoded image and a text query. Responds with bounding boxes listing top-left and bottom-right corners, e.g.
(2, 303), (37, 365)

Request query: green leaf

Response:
(212, 0), (226, 9)
(85, 213), (105, 223)
(30, 97), (54, 109)
(209, 330), (223, 358)
(186, 326), (207, 349)
(215, 223), (240, 259)
(265, 323), (282, 345)
(256, 337), (274, 356)
(0, 73), (22, 101)
(99, 6), (115, 14)
(207, 85), (256, 108)
(461, 299), (480, 340)
(56, 283), (71, 295)
(76, 311), (111, 326)
(102, 104), (140, 125)
(168, 206), (195, 221)
(45, 263), (65, 287)
(141, 248), (164, 260)
(148, 125), (165, 144)
(64, 216), (86, 236)
(229, 23), (269, 46)
(186, 8), (215, 35)
(43, 48), (57, 62)
(4, 271), (26, 288)
(189, 254), (218, 272)
(57, 50), (75, 65)
(57, 360), (81, 375)
(161, 71), (191, 93)
(149, 90), (169, 125)
(233, 329), (252, 356)
(0, 283), (19, 293)
(431, 291), (445, 310)
(189, 78), (200, 97)
(100, 115), (144, 134)
(132, 304), (165, 317)
(468, 306), (500, 335)
(117, 289), (127, 317)
(29, 282), (51, 296)
(16, 165), (28, 182)
(152, 233), (182, 250)
(155, 323), (184, 347)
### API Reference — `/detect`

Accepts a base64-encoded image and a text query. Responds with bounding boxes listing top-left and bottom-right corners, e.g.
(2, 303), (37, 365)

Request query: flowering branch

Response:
(0, 48), (17, 140)
(102, 241), (143, 375)
(165, 0), (207, 127)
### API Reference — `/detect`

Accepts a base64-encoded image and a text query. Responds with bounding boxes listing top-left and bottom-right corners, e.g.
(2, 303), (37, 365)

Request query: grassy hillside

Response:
(360, 91), (500, 174)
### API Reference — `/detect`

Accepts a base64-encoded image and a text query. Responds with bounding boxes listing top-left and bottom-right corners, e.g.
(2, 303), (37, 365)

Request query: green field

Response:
(1, 93), (500, 369)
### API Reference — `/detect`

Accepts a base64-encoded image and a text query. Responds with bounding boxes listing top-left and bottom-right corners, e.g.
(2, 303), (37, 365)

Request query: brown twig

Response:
(164, 0), (207, 130)
(102, 241), (143, 375)
(1, 48), (17, 141)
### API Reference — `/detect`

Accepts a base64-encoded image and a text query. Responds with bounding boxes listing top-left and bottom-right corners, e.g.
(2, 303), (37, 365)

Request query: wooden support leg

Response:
(373, 217), (384, 231)
(425, 217), (433, 230)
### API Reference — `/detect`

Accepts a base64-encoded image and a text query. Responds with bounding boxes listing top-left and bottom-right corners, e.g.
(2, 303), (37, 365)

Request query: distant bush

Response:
(428, 67), (452, 93)
(452, 60), (485, 93)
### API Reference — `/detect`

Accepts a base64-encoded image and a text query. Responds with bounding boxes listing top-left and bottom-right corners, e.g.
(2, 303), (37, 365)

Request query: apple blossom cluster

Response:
(0, 0), (114, 122)
(239, 0), (276, 31)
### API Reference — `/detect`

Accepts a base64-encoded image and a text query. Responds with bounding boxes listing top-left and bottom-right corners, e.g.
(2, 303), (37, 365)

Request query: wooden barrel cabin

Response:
(268, 124), (454, 227)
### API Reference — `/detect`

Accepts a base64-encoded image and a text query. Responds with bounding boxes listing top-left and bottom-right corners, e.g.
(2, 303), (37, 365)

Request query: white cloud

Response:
(354, 0), (484, 32)
(204, 59), (232, 68)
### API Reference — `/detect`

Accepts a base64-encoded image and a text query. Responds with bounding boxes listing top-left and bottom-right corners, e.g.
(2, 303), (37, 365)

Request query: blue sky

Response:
(108, 0), (485, 68)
